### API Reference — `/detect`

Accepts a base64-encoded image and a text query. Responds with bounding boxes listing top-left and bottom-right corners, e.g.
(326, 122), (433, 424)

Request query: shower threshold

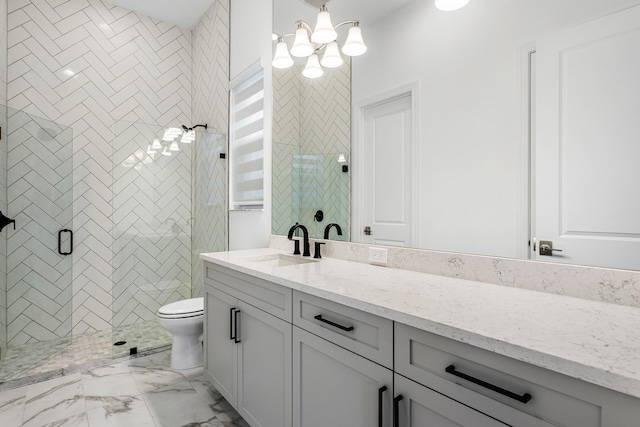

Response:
(0, 320), (171, 391)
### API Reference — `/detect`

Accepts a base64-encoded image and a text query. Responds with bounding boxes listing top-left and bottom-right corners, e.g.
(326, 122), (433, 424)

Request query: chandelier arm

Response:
(334, 20), (360, 29)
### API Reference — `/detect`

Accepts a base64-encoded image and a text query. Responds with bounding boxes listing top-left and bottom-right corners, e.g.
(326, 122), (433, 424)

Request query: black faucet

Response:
(287, 223), (311, 257)
(323, 223), (343, 240)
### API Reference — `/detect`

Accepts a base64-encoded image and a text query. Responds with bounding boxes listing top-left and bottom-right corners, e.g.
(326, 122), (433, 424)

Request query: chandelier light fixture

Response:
(272, 3), (367, 79)
(124, 124), (207, 169)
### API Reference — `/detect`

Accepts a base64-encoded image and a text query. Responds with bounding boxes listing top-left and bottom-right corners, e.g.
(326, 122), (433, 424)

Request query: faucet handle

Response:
(313, 241), (325, 259)
(292, 239), (301, 255)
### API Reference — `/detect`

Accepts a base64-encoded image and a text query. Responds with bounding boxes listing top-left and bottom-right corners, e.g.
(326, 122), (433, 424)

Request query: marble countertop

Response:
(200, 248), (640, 399)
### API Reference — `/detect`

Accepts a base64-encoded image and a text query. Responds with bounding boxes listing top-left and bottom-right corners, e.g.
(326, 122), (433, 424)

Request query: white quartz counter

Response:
(200, 248), (640, 399)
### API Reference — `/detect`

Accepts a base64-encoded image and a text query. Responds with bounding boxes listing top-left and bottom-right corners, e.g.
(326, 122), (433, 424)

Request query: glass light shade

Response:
(338, 153), (346, 163)
(161, 147), (172, 156)
(341, 25), (367, 56)
(180, 130), (195, 143)
(435, 0), (470, 11)
(320, 42), (343, 68)
(162, 127), (181, 141)
(290, 26), (314, 57)
(272, 40), (294, 69)
(311, 8), (337, 44)
(147, 144), (157, 155)
(302, 54), (323, 79)
(151, 138), (163, 150)
(169, 140), (180, 151)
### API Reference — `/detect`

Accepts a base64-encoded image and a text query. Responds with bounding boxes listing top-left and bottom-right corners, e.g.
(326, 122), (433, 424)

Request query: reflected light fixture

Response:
(435, 0), (470, 11)
(272, 2), (366, 79)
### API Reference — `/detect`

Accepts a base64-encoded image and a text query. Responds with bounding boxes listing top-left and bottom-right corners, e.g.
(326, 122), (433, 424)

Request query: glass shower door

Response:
(0, 107), (73, 382)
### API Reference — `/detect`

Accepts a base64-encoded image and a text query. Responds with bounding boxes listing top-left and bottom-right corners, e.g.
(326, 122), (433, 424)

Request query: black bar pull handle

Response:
(378, 386), (387, 427)
(445, 365), (532, 404)
(58, 229), (73, 255)
(230, 308), (236, 341)
(314, 314), (354, 332)
(393, 395), (403, 427)
(234, 309), (241, 343)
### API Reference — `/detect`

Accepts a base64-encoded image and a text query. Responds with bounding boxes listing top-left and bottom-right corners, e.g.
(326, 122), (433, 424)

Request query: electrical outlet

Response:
(368, 247), (388, 264)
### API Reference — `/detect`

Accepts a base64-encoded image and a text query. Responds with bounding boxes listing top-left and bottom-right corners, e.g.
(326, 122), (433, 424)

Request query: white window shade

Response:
(230, 67), (265, 210)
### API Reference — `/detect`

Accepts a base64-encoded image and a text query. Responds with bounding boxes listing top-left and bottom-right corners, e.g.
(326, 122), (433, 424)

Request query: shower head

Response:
(181, 124), (207, 132)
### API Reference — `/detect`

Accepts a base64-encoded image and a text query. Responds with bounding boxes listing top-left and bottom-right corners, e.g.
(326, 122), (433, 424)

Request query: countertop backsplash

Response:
(270, 235), (640, 309)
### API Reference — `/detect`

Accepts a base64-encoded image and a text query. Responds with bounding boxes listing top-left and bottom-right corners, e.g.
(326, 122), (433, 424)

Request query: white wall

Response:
(228, 0), (273, 250)
(353, 0), (640, 259)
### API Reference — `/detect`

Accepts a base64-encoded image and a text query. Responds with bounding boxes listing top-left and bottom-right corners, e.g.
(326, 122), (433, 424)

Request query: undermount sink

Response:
(242, 253), (318, 267)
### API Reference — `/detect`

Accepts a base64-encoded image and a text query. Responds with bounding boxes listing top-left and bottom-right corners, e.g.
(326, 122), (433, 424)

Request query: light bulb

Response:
(302, 54), (323, 79)
(290, 24), (314, 57)
(341, 24), (367, 57)
(311, 6), (337, 44)
(320, 42), (343, 68)
(272, 39), (294, 69)
(434, 0), (470, 11)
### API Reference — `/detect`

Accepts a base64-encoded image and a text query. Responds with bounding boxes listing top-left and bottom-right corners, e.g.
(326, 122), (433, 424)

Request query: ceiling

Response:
(101, 0), (215, 29)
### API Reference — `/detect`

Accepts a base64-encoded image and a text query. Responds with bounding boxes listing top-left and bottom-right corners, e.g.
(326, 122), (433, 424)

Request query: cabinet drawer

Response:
(293, 290), (393, 368)
(396, 323), (601, 427)
(205, 262), (292, 321)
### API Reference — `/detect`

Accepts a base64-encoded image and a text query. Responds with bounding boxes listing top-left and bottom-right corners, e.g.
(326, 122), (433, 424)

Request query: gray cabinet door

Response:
(293, 327), (393, 427)
(394, 374), (507, 427)
(237, 301), (292, 427)
(204, 287), (238, 406)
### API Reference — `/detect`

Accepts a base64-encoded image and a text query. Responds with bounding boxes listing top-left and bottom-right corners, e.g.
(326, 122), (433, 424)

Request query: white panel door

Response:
(535, 5), (640, 270)
(362, 94), (414, 247)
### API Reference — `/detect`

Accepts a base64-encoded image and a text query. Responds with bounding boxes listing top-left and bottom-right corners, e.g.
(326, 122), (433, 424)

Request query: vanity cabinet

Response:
(204, 263), (293, 427)
(395, 323), (640, 427)
(293, 327), (393, 427)
(292, 290), (394, 427)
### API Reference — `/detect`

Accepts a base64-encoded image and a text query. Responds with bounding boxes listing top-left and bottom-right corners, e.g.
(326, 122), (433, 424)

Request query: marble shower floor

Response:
(0, 350), (249, 427)
(0, 320), (172, 386)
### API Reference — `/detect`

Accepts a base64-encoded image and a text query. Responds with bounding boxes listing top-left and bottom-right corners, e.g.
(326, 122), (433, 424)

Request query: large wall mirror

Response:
(272, 0), (640, 272)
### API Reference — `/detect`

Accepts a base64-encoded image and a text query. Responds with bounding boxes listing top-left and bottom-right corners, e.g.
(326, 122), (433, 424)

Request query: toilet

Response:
(158, 297), (204, 370)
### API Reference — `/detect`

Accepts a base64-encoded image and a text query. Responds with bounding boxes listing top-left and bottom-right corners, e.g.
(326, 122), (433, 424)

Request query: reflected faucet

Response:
(164, 218), (180, 234)
(287, 223), (311, 257)
(323, 223), (343, 240)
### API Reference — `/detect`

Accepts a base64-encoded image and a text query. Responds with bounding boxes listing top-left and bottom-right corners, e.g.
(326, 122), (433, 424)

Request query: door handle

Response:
(230, 308), (236, 340)
(364, 226), (372, 236)
(539, 240), (563, 256)
(58, 229), (73, 255)
(234, 309), (241, 343)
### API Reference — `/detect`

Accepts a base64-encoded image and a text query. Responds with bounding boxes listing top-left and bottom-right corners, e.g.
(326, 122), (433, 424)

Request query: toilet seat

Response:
(159, 297), (204, 319)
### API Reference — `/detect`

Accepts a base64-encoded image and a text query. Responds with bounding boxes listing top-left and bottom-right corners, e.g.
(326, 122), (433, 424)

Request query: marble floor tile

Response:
(142, 380), (217, 427)
(22, 373), (86, 427)
(129, 364), (187, 394)
(0, 385), (27, 426)
(0, 349), (250, 427)
(82, 364), (140, 398)
(85, 394), (156, 427)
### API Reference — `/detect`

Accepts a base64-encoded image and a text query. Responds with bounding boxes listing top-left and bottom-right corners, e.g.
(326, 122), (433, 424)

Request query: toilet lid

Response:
(159, 297), (204, 316)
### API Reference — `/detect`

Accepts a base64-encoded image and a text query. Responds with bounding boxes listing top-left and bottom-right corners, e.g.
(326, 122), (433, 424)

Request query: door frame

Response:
(352, 82), (420, 245)
(518, 42), (536, 260)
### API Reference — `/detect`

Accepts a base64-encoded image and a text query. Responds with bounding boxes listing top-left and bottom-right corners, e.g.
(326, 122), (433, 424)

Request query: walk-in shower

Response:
(0, 106), (227, 385)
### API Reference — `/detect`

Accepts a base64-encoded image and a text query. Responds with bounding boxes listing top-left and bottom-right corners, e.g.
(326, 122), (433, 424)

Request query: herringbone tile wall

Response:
(112, 121), (193, 327)
(6, 108), (74, 346)
(191, 0), (229, 299)
(272, 63), (351, 240)
(3, 0), (229, 343)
